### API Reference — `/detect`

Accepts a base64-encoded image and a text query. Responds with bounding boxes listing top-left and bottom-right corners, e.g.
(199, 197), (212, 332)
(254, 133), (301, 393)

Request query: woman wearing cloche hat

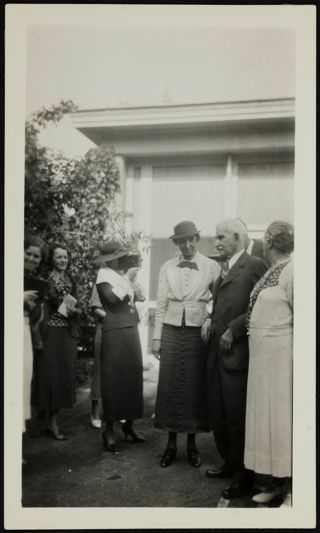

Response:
(94, 240), (145, 453)
(152, 221), (220, 468)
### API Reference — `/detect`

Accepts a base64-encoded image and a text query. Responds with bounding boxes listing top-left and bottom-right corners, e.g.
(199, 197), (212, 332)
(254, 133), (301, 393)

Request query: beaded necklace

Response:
(246, 260), (289, 332)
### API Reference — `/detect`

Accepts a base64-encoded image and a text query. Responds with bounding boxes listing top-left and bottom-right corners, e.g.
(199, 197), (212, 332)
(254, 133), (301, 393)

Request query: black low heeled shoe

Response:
(160, 448), (177, 468)
(187, 448), (201, 468)
(102, 432), (119, 454)
(121, 422), (145, 443)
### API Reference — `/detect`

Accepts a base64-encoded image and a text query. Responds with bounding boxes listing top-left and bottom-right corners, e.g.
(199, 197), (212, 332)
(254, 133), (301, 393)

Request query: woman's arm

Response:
(92, 307), (106, 320)
(153, 264), (170, 341)
(97, 282), (127, 306)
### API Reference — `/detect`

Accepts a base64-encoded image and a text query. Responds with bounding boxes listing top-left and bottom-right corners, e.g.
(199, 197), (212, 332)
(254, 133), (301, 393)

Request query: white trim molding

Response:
(71, 98), (295, 130)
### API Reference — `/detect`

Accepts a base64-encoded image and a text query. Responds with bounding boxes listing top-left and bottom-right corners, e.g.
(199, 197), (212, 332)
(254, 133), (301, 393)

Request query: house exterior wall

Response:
(72, 99), (295, 356)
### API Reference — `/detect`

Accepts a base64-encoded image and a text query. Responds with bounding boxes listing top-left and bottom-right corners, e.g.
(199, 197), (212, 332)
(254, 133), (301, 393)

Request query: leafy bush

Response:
(25, 100), (137, 357)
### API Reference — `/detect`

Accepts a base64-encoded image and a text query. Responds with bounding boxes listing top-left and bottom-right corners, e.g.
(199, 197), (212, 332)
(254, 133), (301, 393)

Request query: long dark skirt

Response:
(154, 324), (210, 433)
(100, 326), (143, 421)
(37, 326), (77, 410)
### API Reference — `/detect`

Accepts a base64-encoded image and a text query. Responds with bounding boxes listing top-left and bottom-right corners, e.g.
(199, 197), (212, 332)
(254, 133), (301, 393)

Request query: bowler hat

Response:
(170, 221), (200, 240)
(94, 240), (131, 265)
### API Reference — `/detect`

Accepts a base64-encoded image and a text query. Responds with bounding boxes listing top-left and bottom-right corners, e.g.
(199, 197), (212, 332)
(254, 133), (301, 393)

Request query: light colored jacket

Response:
(153, 252), (220, 339)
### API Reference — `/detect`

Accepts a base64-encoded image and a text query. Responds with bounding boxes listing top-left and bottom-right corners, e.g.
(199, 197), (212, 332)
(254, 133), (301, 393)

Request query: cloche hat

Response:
(170, 220), (200, 240)
(94, 240), (131, 265)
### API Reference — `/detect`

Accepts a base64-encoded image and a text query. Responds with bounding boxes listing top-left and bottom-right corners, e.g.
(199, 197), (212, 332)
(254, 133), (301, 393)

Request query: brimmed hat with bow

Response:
(170, 221), (201, 240)
(94, 240), (132, 265)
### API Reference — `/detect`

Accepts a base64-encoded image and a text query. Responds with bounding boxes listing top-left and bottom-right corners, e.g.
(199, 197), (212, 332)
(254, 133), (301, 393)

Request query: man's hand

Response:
(201, 317), (211, 344)
(152, 339), (161, 360)
(219, 328), (234, 354)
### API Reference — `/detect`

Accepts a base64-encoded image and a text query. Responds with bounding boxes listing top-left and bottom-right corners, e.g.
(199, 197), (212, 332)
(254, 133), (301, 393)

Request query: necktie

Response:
(177, 261), (199, 271)
(220, 259), (230, 279)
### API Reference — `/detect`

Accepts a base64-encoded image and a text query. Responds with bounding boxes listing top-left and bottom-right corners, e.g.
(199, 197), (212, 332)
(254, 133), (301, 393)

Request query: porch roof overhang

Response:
(71, 98), (295, 158)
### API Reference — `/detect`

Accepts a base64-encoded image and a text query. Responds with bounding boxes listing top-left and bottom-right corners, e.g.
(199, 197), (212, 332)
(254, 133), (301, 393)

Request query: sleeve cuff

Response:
(153, 323), (163, 340)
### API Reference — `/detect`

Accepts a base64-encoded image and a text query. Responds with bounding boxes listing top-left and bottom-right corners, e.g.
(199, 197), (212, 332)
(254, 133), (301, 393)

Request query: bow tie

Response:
(177, 261), (199, 271)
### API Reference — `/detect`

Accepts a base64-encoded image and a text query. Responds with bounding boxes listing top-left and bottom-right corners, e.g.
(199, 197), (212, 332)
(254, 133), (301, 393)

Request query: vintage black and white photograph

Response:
(5, 4), (316, 530)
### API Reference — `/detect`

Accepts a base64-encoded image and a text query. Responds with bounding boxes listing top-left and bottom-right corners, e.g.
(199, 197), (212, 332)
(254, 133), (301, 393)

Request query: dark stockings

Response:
(166, 432), (197, 451)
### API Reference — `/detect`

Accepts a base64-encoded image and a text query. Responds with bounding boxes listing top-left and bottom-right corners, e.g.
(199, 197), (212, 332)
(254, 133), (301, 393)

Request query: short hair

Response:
(217, 218), (248, 246)
(236, 218), (248, 231)
(265, 221), (294, 254)
(48, 241), (70, 269)
(24, 234), (48, 265)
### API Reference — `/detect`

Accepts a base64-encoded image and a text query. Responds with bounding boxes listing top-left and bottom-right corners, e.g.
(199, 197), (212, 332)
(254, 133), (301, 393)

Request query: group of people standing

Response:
(152, 218), (293, 507)
(24, 239), (79, 442)
(23, 216), (293, 508)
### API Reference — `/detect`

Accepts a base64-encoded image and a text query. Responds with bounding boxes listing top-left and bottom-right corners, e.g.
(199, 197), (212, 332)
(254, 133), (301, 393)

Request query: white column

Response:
(114, 154), (127, 210)
(223, 155), (238, 218)
(124, 165), (134, 234)
(137, 164), (153, 360)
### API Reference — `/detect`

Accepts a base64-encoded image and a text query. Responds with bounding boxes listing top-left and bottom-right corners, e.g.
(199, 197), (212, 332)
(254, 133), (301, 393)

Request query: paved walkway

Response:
(22, 357), (270, 508)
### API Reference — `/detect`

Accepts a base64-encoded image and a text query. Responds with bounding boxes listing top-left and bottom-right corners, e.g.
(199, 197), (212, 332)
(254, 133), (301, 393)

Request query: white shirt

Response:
(153, 251), (220, 339)
(246, 239), (254, 256)
(228, 248), (246, 270)
(96, 267), (134, 302)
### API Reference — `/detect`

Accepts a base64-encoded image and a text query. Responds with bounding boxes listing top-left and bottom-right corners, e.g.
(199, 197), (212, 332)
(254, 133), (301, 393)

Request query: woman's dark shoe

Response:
(102, 432), (119, 454)
(160, 448), (177, 468)
(222, 470), (252, 499)
(45, 427), (67, 441)
(187, 448), (201, 468)
(121, 422), (145, 443)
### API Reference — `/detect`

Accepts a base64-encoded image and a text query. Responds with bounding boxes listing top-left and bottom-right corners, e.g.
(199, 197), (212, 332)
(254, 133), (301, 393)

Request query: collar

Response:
(246, 239), (254, 256)
(228, 248), (245, 270)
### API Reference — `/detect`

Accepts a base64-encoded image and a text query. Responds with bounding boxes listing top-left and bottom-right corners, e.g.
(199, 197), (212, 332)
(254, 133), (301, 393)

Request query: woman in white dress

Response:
(244, 221), (294, 507)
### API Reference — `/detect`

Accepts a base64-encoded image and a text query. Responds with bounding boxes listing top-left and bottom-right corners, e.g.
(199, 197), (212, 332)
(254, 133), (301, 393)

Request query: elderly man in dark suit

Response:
(201, 219), (267, 499)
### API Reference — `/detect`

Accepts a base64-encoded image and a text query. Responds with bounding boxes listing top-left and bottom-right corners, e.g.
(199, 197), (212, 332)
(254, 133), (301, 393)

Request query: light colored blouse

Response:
(249, 260), (293, 336)
(96, 267), (134, 302)
(153, 251), (220, 339)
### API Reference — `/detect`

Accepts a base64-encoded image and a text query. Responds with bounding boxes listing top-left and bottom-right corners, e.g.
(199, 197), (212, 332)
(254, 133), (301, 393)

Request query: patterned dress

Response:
(37, 272), (79, 411)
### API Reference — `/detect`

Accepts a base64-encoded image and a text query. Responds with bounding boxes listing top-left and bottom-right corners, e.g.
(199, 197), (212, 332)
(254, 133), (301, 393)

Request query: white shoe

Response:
(280, 492), (292, 507)
(252, 489), (281, 504)
(90, 415), (102, 429)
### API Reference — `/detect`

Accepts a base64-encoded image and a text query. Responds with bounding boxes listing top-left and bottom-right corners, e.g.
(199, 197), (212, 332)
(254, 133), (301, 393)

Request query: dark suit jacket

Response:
(250, 239), (264, 260)
(210, 251), (267, 371)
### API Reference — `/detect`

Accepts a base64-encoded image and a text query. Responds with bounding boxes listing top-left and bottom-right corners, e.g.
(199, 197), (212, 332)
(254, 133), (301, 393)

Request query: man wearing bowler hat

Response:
(152, 221), (220, 469)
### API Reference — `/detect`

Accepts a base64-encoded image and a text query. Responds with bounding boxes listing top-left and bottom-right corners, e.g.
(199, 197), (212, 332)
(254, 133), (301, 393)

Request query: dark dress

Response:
(37, 272), (79, 411)
(154, 324), (209, 433)
(97, 278), (143, 422)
